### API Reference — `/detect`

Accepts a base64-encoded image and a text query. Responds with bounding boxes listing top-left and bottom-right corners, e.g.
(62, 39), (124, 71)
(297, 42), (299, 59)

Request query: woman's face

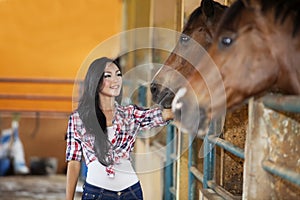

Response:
(99, 62), (122, 98)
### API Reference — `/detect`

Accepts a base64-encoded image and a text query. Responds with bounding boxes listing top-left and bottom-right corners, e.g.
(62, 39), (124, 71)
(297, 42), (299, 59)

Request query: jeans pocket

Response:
(125, 187), (143, 200)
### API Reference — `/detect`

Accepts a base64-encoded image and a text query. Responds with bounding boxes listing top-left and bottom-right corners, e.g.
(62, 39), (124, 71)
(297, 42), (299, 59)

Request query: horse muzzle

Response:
(150, 82), (175, 108)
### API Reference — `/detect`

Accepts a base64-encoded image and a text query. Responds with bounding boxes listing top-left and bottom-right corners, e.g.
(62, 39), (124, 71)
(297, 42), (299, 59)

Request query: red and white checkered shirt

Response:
(66, 102), (169, 177)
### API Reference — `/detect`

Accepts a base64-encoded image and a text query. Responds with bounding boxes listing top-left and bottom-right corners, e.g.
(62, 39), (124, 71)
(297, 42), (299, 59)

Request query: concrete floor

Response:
(0, 175), (82, 200)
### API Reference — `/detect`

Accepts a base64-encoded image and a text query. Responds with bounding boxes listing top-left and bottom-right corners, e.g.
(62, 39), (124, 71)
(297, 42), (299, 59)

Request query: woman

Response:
(65, 57), (173, 200)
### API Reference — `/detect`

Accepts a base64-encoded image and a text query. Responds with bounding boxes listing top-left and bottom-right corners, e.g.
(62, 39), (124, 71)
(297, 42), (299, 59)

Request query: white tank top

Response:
(86, 126), (139, 191)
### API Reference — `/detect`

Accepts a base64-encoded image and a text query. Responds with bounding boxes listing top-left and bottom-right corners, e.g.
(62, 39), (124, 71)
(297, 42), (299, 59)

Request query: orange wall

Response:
(0, 0), (122, 112)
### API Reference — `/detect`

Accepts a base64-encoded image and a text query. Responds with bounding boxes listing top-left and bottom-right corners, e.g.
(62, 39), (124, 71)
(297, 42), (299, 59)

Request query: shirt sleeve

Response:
(133, 105), (169, 130)
(65, 113), (82, 162)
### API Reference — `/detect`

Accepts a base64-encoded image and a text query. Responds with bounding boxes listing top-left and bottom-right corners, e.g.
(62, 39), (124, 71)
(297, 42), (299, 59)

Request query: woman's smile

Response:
(100, 62), (123, 98)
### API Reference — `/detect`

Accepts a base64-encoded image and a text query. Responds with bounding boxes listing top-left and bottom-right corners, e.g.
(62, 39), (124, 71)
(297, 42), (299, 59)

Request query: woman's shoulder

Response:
(68, 110), (82, 122)
(68, 110), (86, 130)
(69, 110), (79, 117)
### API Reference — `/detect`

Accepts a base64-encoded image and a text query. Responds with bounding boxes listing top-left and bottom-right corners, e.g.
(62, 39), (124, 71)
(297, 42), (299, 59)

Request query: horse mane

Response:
(183, 1), (227, 31)
(261, 0), (300, 37)
(218, 0), (300, 37)
(183, 6), (202, 31)
(216, 0), (244, 33)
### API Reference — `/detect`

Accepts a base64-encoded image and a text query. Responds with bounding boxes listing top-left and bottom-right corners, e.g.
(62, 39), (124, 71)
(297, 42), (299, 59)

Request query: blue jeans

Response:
(82, 181), (143, 200)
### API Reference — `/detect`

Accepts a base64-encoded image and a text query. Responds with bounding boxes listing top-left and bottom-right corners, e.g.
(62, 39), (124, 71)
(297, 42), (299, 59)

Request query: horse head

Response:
(150, 0), (227, 108)
(172, 0), (300, 134)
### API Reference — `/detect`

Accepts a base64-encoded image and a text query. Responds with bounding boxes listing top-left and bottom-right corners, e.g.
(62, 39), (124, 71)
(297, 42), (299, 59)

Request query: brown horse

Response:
(150, 0), (227, 108)
(173, 0), (300, 134)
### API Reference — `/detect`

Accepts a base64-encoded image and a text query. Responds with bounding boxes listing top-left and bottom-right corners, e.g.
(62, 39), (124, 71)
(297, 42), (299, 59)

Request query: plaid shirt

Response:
(66, 102), (169, 177)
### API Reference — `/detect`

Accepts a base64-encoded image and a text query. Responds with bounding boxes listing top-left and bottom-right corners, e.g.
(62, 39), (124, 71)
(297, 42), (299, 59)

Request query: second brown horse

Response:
(173, 0), (300, 134)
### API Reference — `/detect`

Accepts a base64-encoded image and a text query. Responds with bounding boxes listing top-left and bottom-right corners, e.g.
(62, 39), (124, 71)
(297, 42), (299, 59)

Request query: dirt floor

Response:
(0, 175), (83, 200)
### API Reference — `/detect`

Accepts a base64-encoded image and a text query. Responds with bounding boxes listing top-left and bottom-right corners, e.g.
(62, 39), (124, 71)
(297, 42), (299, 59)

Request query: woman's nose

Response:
(112, 75), (121, 82)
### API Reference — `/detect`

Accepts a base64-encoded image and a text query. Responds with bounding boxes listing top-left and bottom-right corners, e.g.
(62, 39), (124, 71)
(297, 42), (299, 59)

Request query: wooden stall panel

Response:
(244, 98), (300, 199)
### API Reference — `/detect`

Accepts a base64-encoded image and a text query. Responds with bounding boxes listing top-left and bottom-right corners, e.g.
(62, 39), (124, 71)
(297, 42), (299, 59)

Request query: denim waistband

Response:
(83, 181), (140, 194)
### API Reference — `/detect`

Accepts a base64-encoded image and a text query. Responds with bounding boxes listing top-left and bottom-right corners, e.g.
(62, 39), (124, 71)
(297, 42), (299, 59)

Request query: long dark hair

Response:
(77, 57), (122, 166)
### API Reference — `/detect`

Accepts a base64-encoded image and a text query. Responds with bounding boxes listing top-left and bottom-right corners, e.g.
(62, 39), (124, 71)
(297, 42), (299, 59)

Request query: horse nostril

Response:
(161, 88), (175, 101)
(164, 88), (174, 98)
(150, 82), (158, 95)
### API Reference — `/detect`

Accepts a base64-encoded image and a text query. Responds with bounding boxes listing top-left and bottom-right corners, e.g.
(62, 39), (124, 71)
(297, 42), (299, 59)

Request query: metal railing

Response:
(186, 94), (300, 200)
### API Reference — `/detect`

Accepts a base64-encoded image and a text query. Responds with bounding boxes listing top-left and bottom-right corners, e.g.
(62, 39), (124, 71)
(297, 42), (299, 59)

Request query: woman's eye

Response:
(104, 73), (111, 78)
(117, 73), (122, 77)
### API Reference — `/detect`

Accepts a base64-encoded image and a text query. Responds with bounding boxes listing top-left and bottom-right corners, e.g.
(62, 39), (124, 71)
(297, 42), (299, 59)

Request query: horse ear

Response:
(241, 0), (261, 9)
(241, 0), (250, 7)
(201, 0), (214, 18)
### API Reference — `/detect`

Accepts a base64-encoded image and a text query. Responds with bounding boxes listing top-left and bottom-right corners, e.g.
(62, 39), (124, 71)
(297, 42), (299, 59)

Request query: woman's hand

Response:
(162, 108), (174, 121)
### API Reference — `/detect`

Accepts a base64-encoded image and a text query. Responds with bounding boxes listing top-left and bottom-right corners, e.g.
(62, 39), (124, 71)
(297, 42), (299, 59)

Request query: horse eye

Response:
(180, 35), (190, 44)
(221, 37), (233, 47)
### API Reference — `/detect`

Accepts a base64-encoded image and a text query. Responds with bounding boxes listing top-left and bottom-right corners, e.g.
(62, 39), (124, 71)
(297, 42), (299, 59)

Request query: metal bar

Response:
(176, 130), (182, 198)
(190, 166), (204, 183)
(262, 160), (300, 187)
(188, 135), (195, 200)
(207, 135), (245, 159)
(138, 85), (147, 106)
(169, 187), (176, 196)
(170, 153), (177, 160)
(262, 94), (300, 113)
(203, 137), (215, 188)
(207, 181), (241, 200)
(0, 77), (80, 84)
(165, 125), (174, 200)
(0, 94), (73, 101)
(203, 122), (216, 189)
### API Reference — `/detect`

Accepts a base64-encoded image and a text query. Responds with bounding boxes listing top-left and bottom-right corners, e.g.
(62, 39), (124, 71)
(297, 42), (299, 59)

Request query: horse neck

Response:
(270, 34), (300, 94)
(259, 10), (300, 95)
